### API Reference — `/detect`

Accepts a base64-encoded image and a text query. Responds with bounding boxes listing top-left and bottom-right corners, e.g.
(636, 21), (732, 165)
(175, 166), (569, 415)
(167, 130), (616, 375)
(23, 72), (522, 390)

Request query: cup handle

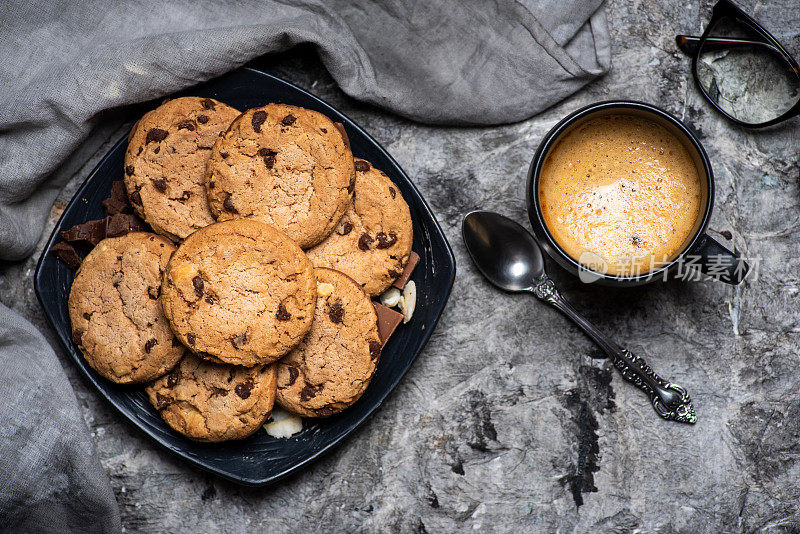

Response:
(693, 234), (749, 284)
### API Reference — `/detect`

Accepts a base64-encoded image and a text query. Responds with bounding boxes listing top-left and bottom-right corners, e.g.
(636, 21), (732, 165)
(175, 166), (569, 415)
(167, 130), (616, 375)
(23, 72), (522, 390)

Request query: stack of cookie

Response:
(65, 97), (416, 442)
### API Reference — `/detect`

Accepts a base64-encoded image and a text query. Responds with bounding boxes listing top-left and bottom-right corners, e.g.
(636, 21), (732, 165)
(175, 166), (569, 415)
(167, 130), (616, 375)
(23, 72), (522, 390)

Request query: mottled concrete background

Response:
(2, 0), (799, 532)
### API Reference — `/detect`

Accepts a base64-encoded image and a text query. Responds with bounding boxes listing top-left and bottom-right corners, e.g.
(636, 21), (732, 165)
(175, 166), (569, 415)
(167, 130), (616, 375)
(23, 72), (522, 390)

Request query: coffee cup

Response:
(526, 100), (748, 287)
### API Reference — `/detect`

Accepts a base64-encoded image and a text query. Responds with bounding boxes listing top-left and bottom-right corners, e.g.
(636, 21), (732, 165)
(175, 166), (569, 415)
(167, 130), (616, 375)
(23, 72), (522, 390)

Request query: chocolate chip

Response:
(144, 338), (158, 353)
(145, 128), (169, 144)
(631, 236), (642, 247)
(180, 190), (191, 202)
(200, 98), (216, 110)
(235, 379), (254, 399)
(281, 114), (296, 126)
(52, 241), (81, 270)
(320, 128), (327, 133)
(300, 384), (319, 401)
(276, 304), (291, 321)
(192, 276), (204, 297)
(153, 146), (160, 154)
(148, 286), (160, 299)
(166, 368), (180, 388)
(152, 178), (167, 192)
(389, 187), (396, 199)
(251, 110), (267, 132)
(223, 193), (238, 213)
(72, 329), (83, 346)
(375, 232), (398, 249)
(155, 393), (171, 410)
(334, 122), (350, 150)
(720, 230), (733, 240)
(315, 407), (335, 417)
(231, 332), (248, 348)
(258, 147), (277, 168)
(177, 120), (195, 131)
(369, 340), (381, 360)
(130, 189), (142, 205)
(186, 333), (196, 345)
(286, 366), (299, 386)
(137, 146), (143, 155)
(328, 300), (344, 324)
(205, 295), (215, 305)
(197, 114), (209, 124)
(358, 233), (374, 251)
(354, 160), (370, 172)
(220, 150), (229, 159)
(125, 165), (135, 176)
(337, 221), (353, 236)
(83, 312), (91, 320)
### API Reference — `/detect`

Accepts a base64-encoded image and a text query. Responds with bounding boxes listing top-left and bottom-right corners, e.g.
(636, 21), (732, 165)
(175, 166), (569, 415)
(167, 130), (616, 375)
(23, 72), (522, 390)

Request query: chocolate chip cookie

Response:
(125, 97), (240, 241)
(68, 232), (184, 383)
(161, 219), (316, 367)
(305, 159), (413, 296)
(205, 104), (354, 248)
(276, 268), (381, 417)
(146, 352), (277, 442)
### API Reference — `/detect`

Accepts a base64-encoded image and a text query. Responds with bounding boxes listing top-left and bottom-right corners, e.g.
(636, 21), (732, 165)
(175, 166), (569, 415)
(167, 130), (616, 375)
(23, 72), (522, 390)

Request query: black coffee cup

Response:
(526, 100), (748, 287)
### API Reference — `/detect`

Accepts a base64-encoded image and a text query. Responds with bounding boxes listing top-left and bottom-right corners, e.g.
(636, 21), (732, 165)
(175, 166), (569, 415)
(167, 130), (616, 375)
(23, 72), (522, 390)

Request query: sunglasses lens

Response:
(697, 16), (800, 124)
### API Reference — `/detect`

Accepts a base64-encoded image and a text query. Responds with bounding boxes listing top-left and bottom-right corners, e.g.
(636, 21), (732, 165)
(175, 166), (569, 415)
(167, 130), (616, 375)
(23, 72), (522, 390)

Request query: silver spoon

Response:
(462, 210), (696, 424)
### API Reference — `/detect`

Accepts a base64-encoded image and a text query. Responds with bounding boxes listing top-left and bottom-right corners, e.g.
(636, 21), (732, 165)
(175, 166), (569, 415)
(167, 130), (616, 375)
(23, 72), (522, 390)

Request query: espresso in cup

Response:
(538, 114), (703, 276)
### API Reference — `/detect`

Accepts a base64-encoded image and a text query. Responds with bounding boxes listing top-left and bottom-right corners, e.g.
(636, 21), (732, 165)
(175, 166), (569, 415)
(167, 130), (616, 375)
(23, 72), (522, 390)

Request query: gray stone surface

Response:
(2, 0), (799, 531)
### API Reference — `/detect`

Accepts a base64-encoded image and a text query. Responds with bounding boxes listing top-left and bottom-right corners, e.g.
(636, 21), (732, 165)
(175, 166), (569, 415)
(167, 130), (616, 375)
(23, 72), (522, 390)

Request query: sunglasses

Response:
(676, 0), (800, 128)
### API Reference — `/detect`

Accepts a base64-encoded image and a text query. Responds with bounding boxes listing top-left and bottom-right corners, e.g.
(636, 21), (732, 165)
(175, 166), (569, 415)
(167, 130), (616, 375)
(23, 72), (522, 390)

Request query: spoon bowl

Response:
(462, 210), (545, 293)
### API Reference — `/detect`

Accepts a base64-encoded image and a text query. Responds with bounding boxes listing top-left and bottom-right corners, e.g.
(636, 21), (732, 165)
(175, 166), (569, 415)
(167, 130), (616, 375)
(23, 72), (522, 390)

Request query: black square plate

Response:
(34, 67), (455, 486)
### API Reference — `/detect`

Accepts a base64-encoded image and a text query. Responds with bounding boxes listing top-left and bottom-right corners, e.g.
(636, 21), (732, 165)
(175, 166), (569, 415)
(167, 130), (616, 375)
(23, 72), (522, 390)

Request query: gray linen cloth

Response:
(0, 1), (609, 531)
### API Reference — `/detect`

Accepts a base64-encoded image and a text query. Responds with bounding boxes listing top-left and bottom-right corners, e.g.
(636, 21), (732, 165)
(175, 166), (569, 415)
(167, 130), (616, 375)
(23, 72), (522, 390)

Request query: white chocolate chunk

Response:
(264, 407), (303, 438)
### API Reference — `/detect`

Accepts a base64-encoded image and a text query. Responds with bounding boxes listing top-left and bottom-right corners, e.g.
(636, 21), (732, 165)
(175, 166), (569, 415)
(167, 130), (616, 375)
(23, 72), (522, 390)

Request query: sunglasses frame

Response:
(689, 0), (800, 128)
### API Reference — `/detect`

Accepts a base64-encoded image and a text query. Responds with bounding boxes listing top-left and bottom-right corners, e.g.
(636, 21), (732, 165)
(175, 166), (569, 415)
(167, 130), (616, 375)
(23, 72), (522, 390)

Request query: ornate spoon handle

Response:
(531, 276), (696, 424)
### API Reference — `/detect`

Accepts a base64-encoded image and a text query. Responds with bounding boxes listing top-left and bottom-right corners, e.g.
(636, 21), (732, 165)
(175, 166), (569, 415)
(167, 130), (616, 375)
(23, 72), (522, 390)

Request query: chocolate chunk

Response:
(155, 393), (171, 410)
(251, 110), (267, 132)
(328, 300), (345, 324)
(192, 276), (204, 297)
(223, 193), (238, 213)
(373, 303), (403, 347)
(204, 295), (216, 305)
(316, 407), (335, 417)
(197, 114), (209, 124)
(720, 230), (733, 240)
(125, 165), (135, 176)
(71, 329), (83, 346)
(177, 120), (195, 131)
(333, 122), (350, 150)
(631, 235), (641, 247)
(219, 150), (229, 159)
(358, 233), (373, 251)
(375, 232), (397, 249)
(104, 181), (131, 214)
(200, 98), (216, 110)
(152, 178), (167, 192)
(235, 379), (254, 399)
(231, 332), (248, 348)
(144, 338), (158, 353)
(186, 333), (196, 345)
(286, 366), (299, 386)
(354, 160), (370, 172)
(369, 340), (381, 360)
(145, 128), (168, 144)
(148, 286), (160, 299)
(389, 187), (396, 199)
(392, 251), (420, 290)
(337, 221), (353, 236)
(130, 189), (142, 205)
(52, 241), (81, 269)
(300, 384), (319, 401)
(258, 147), (277, 168)
(281, 114), (296, 126)
(82, 312), (92, 320)
(105, 213), (147, 237)
(60, 219), (106, 247)
(153, 146), (160, 154)
(137, 146), (143, 155)
(102, 197), (128, 216)
(320, 128), (327, 133)
(166, 368), (180, 387)
(276, 304), (291, 321)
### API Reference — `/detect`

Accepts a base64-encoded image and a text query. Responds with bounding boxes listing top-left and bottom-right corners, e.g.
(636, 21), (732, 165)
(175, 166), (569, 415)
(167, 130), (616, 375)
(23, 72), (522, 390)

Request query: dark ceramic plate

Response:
(34, 67), (455, 486)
